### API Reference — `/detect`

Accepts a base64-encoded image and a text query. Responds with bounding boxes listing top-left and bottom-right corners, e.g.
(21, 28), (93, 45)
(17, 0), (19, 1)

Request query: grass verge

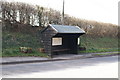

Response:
(1, 48), (48, 57)
(79, 48), (119, 53)
(92, 52), (119, 57)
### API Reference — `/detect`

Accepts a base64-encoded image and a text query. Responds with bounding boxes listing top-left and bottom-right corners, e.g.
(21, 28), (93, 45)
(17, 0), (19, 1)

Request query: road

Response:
(1, 56), (118, 78)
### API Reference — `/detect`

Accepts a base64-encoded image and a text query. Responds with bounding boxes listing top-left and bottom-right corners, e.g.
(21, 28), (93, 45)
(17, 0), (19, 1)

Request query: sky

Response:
(7, 0), (119, 25)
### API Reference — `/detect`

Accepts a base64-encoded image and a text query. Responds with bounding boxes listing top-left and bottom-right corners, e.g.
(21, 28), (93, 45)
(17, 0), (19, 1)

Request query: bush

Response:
(19, 47), (32, 53)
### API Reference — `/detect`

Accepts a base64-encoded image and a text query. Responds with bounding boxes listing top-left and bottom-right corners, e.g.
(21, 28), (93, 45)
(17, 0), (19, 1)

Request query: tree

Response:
(37, 6), (44, 27)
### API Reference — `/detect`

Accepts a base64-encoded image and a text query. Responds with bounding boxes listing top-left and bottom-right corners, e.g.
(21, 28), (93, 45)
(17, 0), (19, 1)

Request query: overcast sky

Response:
(7, 0), (119, 25)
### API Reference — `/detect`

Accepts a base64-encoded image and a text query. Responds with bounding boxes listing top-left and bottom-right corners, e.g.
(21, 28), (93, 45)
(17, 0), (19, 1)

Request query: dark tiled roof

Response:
(50, 24), (85, 33)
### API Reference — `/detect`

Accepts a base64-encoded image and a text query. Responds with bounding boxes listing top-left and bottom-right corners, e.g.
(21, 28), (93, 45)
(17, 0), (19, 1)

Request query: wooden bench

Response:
(52, 49), (70, 52)
(52, 49), (70, 55)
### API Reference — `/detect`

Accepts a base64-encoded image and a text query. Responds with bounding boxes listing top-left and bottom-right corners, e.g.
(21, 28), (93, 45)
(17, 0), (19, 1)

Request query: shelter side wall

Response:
(40, 27), (57, 55)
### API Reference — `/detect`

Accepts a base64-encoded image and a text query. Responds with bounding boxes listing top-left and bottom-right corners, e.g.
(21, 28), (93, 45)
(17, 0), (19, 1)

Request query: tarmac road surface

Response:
(1, 56), (118, 78)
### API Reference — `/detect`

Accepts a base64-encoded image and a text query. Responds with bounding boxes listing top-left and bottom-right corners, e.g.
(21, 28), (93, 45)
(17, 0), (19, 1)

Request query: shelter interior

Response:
(51, 33), (81, 55)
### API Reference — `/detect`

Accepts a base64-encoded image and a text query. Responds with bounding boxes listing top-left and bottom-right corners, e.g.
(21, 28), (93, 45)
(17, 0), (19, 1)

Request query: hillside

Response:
(2, 28), (118, 57)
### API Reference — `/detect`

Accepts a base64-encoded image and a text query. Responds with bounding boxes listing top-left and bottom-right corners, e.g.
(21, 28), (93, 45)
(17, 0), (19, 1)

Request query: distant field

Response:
(1, 31), (119, 57)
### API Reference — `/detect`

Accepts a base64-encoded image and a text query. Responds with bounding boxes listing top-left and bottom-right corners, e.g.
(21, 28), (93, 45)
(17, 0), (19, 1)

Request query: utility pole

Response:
(61, 0), (64, 25)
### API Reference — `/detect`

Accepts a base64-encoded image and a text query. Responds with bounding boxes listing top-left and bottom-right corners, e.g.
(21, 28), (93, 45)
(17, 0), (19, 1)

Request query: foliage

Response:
(19, 47), (32, 53)
(0, 1), (118, 37)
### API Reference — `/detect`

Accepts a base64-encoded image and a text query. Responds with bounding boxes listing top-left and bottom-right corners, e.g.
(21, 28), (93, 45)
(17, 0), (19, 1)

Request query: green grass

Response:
(0, 53), (2, 57)
(2, 31), (42, 49)
(2, 48), (48, 57)
(2, 31), (47, 57)
(80, 36), (118, 49)
(2, 31), (119, 57)
(79, 36), (118, 53)
(92, 52), (119, 56)
(79, 48), (118, 53)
